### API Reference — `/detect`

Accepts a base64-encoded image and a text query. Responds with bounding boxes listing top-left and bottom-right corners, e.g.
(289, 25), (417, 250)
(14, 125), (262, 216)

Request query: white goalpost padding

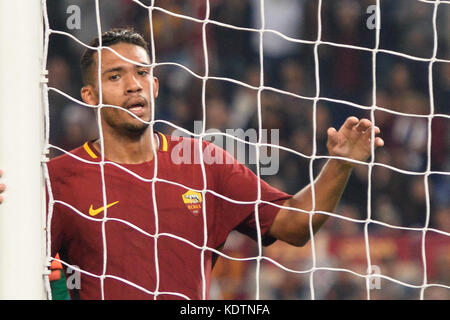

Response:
(0, 1), (47, 299)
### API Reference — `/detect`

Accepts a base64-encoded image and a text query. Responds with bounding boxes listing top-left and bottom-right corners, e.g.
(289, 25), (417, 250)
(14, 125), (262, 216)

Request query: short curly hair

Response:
(80, 27), (150, 86)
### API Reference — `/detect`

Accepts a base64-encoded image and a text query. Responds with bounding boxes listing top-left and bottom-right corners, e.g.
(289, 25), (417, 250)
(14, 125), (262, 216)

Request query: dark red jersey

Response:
(47, 132), (291, 300)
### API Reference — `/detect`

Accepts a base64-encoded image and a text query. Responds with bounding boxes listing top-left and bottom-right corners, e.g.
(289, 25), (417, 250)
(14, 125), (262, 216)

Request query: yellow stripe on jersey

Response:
(159, 132), (168, 152)
(83, 142), (98, 159)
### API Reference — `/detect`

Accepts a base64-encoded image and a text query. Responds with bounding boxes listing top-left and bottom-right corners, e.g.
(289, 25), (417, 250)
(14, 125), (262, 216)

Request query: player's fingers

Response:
(327, 127), (339, 146)
(375, 137), (384, 147)
(362, 125), (381, 137)
(355, 118), (372, 133)
(343, 116), (360, 130)
(374, 126), (380, 135)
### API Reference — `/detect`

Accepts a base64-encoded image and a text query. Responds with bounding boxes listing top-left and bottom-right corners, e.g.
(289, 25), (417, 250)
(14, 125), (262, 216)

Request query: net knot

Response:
(40, 70), (49, 84)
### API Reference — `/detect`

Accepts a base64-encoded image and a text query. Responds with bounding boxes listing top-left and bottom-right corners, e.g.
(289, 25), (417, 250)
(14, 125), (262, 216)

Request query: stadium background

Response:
(45, 0), (449, 299)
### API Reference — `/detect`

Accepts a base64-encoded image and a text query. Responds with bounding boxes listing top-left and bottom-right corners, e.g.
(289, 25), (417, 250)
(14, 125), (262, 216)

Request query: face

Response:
(81, 42), (159, 136)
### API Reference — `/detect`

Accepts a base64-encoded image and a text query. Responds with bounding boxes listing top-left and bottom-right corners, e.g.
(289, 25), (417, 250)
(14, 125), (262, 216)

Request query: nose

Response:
(125, 75), (142, 94)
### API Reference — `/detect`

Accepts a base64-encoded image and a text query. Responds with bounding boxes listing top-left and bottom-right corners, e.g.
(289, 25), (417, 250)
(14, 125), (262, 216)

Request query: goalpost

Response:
(0, 1), (47, 299)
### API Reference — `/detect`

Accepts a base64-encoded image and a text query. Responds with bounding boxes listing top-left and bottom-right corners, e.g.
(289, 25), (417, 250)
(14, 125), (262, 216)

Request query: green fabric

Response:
(50, 270), (71, 300)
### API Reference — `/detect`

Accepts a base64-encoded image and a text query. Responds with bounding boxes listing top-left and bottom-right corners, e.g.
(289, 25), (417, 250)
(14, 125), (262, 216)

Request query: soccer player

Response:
(0, 28), (384, 300)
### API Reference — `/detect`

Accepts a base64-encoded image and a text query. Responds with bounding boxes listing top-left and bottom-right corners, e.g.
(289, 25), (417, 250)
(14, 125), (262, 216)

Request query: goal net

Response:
(3, 0), (449, 300)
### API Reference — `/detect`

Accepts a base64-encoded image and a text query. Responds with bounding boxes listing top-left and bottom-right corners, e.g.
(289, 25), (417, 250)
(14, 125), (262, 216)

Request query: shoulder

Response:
(164, 134), (237, 168)
(48, 142), (98, 173)
(164, 134), (206, 149)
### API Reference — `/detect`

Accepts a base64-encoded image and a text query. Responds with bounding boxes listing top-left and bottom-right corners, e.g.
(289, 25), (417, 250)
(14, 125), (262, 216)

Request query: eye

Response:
(138, 69), (149, 76)
(109, 74), (120, 81)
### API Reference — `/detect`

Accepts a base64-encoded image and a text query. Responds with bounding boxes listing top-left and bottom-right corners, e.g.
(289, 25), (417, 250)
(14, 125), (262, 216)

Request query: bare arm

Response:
(268, 117), (384, 247)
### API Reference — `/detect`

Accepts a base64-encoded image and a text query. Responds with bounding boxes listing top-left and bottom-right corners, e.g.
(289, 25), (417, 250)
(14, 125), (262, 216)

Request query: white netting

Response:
(41, 0), (449, 300)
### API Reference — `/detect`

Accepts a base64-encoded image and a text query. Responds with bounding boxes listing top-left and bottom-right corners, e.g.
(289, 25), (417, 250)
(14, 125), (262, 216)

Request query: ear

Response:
(152, 77), (159, 99)
(81, 85), (99, 106)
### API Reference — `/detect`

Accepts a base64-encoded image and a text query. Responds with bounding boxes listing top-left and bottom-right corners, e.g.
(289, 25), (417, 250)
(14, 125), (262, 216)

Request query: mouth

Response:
(125, 98), (147, 117)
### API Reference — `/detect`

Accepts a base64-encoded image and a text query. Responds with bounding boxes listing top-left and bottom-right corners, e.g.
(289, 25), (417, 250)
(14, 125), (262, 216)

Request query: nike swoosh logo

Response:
(89, 201), (119, 216)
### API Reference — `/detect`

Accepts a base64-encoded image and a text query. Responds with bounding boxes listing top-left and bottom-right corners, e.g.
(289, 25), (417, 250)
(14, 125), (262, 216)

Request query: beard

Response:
(121, 120), (150, 135)
(100, 101), (150, 139)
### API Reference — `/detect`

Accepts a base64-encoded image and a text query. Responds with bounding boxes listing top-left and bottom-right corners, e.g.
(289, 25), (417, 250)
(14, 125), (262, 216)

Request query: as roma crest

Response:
(182, 190), (203, 216)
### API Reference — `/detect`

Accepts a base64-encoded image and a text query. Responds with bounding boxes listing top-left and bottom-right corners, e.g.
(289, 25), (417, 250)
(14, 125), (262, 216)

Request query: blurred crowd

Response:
(45, 0), (449, 299)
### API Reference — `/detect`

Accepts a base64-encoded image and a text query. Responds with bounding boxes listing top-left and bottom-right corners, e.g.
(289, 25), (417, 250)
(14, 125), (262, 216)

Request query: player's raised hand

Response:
(326, 116), (384, 167)
(0, 169), (5, 204)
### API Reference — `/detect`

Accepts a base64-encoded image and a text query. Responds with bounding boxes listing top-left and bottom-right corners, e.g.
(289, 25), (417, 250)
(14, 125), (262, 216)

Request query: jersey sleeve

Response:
(211, 143), (292, 247)
(46, 160), (69, 260)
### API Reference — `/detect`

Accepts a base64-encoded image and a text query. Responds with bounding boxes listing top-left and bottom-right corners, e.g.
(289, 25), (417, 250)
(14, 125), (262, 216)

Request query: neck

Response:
(93, 126), (157, 164)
